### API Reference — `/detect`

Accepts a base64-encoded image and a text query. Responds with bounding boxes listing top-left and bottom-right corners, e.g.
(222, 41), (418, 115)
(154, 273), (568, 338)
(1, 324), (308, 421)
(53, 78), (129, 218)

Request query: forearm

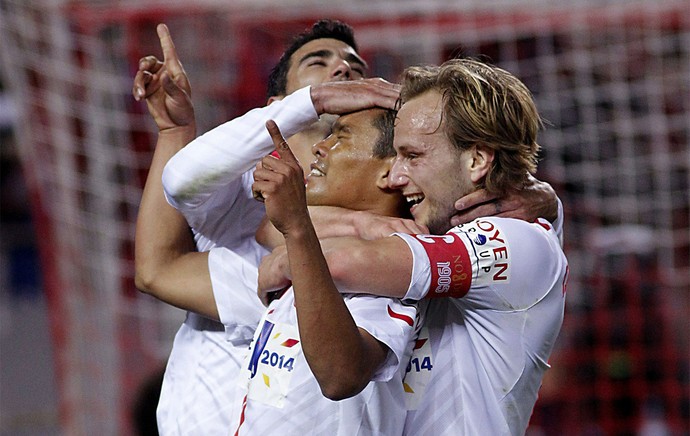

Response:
(256, 206), (358, 250)
(285, 223), (385, 399)
(162, 87), (318, 209)
(320, 236), (413, 298)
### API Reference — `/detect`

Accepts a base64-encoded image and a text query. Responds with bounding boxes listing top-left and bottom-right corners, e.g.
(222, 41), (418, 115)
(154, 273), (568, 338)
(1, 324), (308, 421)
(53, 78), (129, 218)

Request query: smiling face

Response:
(305, 109), (400, 214)
(389, 90), (476, 234)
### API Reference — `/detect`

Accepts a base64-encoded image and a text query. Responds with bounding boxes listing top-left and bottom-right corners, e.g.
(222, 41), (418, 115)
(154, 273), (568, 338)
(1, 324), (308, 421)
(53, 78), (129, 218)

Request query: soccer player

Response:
(232, 109), (424, 434)
(133, 20), (412, 434)
(256, 59), (568, 436)
(134, 19), (560, 435)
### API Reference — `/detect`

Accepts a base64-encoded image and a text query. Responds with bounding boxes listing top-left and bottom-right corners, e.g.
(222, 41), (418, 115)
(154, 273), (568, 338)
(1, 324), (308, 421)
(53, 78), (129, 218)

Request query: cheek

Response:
(294, 69), (328, 89)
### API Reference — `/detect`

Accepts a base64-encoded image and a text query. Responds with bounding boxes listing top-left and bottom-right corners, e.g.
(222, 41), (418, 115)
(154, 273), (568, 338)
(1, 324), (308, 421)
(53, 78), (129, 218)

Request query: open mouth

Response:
(405, 194), (424, 212)
(309, 164), (325, 177)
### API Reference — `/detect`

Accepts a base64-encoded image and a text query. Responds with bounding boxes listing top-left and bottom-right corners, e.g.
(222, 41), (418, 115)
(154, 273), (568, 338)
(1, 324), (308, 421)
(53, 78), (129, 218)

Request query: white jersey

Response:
(396, 217), (568, 436)
(233, 289), (425, 436)
(156, 87), (320, 435)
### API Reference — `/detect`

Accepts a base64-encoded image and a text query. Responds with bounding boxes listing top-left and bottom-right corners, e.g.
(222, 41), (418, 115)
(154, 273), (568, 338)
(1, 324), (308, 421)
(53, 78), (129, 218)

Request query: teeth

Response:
(406, 194), (424, 205)
(310, 167), (325, 177)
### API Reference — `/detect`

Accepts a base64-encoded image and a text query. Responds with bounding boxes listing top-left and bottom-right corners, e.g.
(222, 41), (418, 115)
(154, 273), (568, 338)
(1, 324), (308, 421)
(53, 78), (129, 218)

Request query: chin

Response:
(423, 212), (454, 235)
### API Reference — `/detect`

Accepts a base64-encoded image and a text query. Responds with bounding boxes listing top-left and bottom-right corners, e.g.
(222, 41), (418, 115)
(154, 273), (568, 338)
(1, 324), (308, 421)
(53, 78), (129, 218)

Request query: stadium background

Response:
(0, 0), (687, 435)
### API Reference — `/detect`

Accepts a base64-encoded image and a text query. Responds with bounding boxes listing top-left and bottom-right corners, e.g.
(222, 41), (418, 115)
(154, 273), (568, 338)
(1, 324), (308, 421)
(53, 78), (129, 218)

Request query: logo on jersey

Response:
(403, 327), (433, 410)
(468, 219), (511, 285)
(248, 320), (275, 378)
(412, 233), (471, 298)
(474, 234), (487, 245)
(387, 305), (414, 326)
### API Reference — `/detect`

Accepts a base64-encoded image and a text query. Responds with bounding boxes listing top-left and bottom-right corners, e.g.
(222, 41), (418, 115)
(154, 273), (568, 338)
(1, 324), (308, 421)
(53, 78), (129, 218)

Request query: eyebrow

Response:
(331, 118), (352, 135)
(298, 49), (367, 70)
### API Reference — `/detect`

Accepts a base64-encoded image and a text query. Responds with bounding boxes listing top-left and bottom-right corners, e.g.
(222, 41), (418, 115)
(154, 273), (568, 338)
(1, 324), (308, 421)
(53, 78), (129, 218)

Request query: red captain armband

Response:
(412, 233), (472, 299)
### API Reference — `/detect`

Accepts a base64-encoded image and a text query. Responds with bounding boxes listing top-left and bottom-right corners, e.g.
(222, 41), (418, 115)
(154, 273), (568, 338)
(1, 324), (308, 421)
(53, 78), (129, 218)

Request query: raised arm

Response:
(253, 121), (391, 399)
(163, 78), (402, 213)
(133, 23), (218, 318)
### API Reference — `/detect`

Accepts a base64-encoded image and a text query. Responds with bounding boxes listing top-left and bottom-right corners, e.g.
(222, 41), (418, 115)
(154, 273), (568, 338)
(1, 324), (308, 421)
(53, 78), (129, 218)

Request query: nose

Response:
(312, 137), (329, 159)
(331, 59), (352, 80)
(388, 156), (408, 189)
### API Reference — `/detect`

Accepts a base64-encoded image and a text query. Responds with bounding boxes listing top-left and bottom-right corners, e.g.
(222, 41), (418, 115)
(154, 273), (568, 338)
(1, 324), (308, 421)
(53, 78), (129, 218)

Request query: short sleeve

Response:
(345, 295), (423, 382)
(208, 247), (266, 345)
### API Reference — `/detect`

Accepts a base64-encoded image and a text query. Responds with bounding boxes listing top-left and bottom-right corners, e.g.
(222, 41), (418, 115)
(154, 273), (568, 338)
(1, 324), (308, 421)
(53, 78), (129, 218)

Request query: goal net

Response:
(1, 0), (687, 434)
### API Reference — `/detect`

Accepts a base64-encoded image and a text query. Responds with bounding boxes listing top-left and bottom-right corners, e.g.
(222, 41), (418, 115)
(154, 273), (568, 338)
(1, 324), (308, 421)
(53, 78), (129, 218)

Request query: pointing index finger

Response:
(265, 120), (296, 163)
(156, 23), (182, 73)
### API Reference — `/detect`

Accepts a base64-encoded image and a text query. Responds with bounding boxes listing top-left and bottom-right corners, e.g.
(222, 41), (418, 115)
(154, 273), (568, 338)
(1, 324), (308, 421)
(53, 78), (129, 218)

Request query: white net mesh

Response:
(1, 0), (688, 434)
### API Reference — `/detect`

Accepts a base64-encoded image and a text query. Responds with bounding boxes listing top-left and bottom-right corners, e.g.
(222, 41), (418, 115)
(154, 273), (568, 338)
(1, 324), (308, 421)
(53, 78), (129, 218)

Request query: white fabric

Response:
(234, 289), (425, 436)
(157, 86), (319, 435)
(395, 217), (568, 436)
(162, 86), (318, 215)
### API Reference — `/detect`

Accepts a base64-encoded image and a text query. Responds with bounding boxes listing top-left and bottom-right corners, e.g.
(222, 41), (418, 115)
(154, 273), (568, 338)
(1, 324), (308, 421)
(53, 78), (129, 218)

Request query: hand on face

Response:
(132, 23), (195, 132)
(252, 120), (311, 235)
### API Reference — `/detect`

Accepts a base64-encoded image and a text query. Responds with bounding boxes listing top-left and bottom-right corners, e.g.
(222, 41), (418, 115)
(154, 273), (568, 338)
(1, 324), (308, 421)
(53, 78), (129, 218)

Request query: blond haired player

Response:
(257, 59), (568, 436)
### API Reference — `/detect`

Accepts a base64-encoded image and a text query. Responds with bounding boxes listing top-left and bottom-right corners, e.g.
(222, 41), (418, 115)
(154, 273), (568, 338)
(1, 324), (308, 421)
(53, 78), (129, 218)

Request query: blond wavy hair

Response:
(400, 58), (542, 196)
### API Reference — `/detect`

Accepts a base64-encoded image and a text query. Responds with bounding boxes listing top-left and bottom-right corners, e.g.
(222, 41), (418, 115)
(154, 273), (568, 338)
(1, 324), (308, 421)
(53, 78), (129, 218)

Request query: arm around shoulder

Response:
(320, 235), (414, 299)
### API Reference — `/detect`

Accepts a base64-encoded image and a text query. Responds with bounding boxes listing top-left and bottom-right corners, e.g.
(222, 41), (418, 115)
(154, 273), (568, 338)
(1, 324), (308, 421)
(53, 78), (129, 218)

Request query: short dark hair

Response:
(266, 19), (359, 99)
(371, 109), (396, 159)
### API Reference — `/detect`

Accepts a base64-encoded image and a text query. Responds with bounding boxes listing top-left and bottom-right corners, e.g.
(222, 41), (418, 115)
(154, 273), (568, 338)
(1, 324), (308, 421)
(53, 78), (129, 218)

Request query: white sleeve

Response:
(552, 196), (564, 247)
(162, 86), (319, 212)
(395, 217), (567, 307)
(344, 295), (423, 382)
(208, 247), (266, 345)
(393, 233), (432, 301)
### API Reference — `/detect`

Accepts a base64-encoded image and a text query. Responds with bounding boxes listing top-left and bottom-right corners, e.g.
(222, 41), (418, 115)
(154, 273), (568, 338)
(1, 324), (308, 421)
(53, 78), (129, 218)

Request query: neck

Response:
(355, 191), (406, 219)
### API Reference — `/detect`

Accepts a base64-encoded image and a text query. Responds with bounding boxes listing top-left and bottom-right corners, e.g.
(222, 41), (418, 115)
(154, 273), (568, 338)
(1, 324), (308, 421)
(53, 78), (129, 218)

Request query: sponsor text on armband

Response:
(413, 233), (471, 298)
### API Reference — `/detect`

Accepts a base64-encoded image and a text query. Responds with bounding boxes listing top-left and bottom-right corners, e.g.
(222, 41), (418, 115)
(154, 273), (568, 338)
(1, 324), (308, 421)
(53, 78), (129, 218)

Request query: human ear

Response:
(469, 144), (494, 184)
(376, 159), (394, 190)
(266, 95), (284, 106)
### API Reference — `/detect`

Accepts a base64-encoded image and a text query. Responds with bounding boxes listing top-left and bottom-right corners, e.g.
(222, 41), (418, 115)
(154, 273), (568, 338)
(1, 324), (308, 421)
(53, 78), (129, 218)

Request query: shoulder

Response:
(451, 217), (560, 248)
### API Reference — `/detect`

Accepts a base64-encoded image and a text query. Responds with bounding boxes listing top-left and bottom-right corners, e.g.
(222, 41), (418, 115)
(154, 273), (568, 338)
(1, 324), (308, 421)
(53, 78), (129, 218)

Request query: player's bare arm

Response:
(133, 23), (219, 319)
(258, 235), (413, 304)
(255, 207), (426, 250)
(451, 174), (558, 226)
(254, 120), (390, 399)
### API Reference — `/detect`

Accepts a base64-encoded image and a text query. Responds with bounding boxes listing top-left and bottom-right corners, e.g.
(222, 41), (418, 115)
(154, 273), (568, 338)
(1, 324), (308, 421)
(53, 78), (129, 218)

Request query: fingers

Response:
(265, 120), (297, 164)
(132, 70), (148, 101)
(133, 56), (162, 101)
(251, 121), (303, 203)
(449, 201), (503, 227)
(311, 78), (402, 114)
(157, 23), (182, 75)
(251, 155), (285, 202)
(454, 188), (497, 212)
